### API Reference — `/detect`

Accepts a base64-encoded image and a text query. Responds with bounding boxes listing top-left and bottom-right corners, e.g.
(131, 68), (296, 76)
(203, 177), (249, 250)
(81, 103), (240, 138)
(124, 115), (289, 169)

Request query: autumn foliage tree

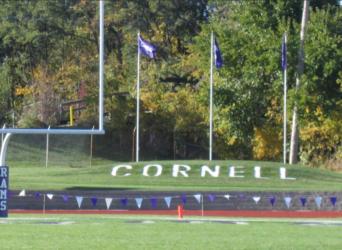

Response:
(0, 0), (340, 166)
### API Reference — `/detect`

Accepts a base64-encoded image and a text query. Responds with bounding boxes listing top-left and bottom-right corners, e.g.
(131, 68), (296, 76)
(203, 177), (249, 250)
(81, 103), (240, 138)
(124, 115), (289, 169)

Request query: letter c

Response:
(111, 165), (132, 176)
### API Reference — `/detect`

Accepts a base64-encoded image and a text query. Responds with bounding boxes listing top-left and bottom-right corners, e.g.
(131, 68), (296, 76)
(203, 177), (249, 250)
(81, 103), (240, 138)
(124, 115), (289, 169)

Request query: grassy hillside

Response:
(7, 160), (342, 191)
(3, 135), (342, 191)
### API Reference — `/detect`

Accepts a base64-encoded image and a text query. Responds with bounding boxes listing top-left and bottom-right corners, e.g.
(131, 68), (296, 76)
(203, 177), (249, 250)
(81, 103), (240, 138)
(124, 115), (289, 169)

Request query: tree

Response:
(0, 60), (12, 124)
(0, 0), (340, 163)
(182, 1), (296, 159)
(294, 4), (342, 167)
(182, 0), (341, 161)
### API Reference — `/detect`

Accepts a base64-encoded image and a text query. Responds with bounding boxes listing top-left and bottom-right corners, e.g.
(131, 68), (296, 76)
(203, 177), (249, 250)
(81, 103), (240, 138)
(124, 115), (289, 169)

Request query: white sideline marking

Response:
(235, 222), (249, 225)
(141, 220), (155, 224)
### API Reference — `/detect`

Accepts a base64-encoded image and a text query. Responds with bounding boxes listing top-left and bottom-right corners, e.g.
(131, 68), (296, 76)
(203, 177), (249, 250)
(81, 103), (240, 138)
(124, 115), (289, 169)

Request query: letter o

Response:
(142, 164), (163, 177)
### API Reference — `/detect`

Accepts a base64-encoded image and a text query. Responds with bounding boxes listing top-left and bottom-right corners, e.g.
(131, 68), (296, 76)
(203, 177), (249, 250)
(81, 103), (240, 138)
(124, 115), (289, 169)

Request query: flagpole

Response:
(209, 32), (214, 161)
(136, 31), (141, 162)
(99, 0), (104, 131)
(283, 32), (287, 165)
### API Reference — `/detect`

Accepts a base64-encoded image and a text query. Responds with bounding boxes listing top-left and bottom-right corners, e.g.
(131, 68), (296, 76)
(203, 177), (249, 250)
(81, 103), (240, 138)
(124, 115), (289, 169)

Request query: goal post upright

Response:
(0, 0), (106, 218)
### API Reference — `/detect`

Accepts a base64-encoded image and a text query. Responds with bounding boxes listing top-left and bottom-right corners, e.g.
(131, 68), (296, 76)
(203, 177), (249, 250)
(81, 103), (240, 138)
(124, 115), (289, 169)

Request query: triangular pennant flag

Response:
(62, 195), (69, 203)
(224, 194), (230, 200)
(315, 196), (322, 209)
(150, 198), (157, 208)
(91, 197), (98, 207)
(253, 196), (261, 204)
(193, 194), (202, 204)
(164, 197), (172, 208)
(284, 197), (292, 209)
(35, 192), (41, 199)
(300, 197), (307, 207)
(135, 198), (143, 209)
(270, 197), (276, 207)
(76, 196), (83, 208)
(121, 198), (128, 207)
(46, 193), (54, 200)
(330, 196), (337, 206)
(18, 190), (26, 197)
(105, 198), (112, 210)
(208, 194), (215, 202)
(181, 195), (187, 205)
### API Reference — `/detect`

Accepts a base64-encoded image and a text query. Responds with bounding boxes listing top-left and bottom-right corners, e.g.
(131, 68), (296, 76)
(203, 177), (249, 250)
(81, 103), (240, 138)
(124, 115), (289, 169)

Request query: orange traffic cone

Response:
(177, 205), (184, 220)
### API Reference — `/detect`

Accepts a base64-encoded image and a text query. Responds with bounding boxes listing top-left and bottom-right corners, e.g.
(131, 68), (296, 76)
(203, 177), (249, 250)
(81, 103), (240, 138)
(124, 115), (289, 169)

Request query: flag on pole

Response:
(281, 34), (287, 71)
(135, 33), (156, 163)
(214, 39), (223, 68)
(138, 35), (156, 58)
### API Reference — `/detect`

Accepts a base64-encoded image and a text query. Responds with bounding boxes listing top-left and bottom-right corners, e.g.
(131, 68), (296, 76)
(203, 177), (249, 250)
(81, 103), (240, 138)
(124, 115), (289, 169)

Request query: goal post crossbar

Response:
(0, 128), (105, 135)
(0, 1), (105, 166)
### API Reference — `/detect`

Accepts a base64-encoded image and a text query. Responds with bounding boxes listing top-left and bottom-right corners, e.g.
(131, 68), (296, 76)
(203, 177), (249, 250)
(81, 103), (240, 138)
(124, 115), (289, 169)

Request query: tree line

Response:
(0, 0), (341, 168)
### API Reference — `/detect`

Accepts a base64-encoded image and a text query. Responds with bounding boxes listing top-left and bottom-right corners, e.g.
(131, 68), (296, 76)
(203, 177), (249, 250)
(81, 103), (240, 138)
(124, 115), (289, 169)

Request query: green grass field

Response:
(1, 214), (342, 250)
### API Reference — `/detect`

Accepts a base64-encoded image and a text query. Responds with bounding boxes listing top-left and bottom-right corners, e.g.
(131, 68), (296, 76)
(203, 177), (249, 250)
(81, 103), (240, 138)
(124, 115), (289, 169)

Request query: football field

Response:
(1, 214), (342, 250)
(3, 160), (342, 249)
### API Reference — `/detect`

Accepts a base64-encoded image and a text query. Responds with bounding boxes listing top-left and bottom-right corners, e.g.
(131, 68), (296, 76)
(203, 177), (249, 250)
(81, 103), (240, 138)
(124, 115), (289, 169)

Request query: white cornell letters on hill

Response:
(111, 164), (296, 180)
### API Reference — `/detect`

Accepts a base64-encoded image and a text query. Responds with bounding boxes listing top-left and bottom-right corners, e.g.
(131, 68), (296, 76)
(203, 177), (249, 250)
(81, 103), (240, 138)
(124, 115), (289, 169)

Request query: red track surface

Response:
(9, 209), (342, 218)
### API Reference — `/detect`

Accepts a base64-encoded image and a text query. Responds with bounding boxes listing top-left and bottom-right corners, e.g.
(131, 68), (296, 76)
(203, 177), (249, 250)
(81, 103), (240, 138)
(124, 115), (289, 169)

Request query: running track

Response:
(10, 209), (342, 218)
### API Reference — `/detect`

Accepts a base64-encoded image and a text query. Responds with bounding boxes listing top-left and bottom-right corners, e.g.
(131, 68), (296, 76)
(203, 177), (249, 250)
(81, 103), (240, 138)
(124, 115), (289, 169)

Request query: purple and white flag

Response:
(281, 34), (287, 71)
(138, 35), (156, 58)
(214, 39), (223, 69)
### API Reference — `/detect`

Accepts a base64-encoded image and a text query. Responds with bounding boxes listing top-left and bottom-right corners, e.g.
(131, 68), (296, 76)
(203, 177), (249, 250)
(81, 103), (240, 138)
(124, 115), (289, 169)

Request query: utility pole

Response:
(289, 0), (310, 164)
